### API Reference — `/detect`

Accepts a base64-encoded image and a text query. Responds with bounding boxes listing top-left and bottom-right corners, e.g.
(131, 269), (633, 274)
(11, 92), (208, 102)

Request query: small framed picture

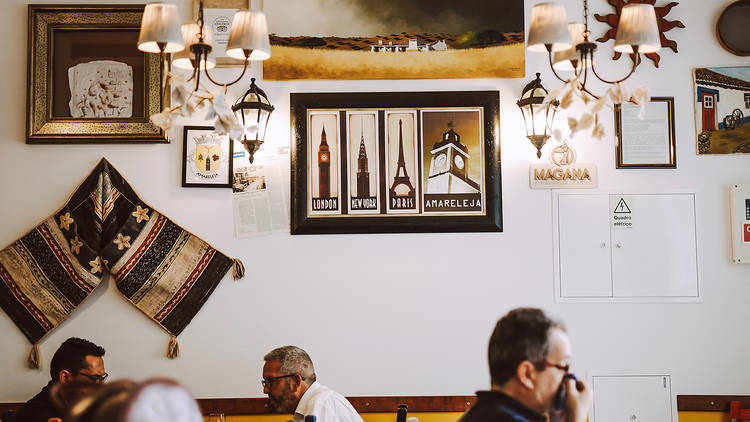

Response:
(192, 0), (250, 67)
(615, 97), (676, 168)
(182, 126), (233, 188)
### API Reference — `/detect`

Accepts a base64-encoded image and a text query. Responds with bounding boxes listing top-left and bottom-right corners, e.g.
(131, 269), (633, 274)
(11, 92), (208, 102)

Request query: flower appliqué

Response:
(89, 257), (109, 274)
(69, 236), (83, 255)
(132, 205), (150, 223)
(59, 213), (74, 231)
(113, 233), (131, 251)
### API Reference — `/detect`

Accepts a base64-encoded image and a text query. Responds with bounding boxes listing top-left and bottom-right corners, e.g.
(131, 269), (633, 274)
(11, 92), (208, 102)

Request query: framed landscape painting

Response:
(694, 67), (750, 154)
(290, 91), (502, 234)
(264, 0), (524, 80)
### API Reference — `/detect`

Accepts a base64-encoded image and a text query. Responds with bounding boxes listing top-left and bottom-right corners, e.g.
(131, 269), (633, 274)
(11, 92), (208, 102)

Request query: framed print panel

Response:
(615, 97), (676, 168)
(307, 111), (342, 215)
(182, 126), (233, 188)
(385, 111), (420, 214)
(421, 108), (485, 213)
(27, 5), (167, 143)
(346, 111), (380, 215)
(290, 91), (502, 234)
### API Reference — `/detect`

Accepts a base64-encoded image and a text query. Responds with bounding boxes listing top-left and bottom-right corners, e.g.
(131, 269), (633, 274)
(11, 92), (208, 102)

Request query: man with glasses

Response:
(459, 308), (593, 422)
(15, 337), (107, 422)
(262, 345), (363, 422)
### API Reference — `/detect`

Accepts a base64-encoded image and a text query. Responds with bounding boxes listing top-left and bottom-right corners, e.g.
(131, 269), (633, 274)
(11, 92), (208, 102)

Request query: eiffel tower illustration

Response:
(389, 119), (415, 201)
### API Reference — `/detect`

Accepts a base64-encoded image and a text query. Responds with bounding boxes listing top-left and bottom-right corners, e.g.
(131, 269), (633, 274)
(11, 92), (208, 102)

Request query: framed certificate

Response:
(615, 97), (676, 168)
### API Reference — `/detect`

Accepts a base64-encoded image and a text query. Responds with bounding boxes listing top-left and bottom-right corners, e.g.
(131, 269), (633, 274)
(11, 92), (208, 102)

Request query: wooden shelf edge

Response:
(677, 395), (750, 412)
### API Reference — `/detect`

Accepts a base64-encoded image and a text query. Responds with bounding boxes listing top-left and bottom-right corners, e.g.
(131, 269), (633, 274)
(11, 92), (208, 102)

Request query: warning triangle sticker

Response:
(614, 198), (632, 213)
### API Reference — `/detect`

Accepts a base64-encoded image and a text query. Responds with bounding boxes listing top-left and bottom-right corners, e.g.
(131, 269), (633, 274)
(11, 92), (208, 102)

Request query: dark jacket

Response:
(459, 390), (547, 422)
(14, 382), (61, 422)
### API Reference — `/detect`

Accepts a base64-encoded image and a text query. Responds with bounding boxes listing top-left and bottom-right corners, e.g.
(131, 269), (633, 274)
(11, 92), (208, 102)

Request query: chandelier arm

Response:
(547, 49), (570, 83)
(589, 52), (639, 85)
(203, 57), (250, 87)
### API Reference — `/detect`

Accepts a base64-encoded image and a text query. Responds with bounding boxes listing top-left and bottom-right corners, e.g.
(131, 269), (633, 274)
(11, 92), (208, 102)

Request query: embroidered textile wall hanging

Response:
(0, 158), (244, 368)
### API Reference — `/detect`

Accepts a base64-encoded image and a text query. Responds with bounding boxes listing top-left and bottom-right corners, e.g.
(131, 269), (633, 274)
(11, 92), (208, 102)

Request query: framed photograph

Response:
(290, 91), (502, 234)
(193, 0), (250, 67)
(27, 5), (168, 143)
(615, 97), (676, 168)
(182, 126), (233, 188)
(264, 0), (524, 80)
(693, 67), (750, 154)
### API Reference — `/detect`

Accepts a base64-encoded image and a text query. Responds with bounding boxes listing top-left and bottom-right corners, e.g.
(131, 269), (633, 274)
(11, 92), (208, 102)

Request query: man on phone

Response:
(459, 308), (593, 422)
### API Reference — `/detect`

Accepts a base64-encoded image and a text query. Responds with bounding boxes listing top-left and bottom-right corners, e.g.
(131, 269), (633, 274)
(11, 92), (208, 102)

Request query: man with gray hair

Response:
(262, 345), (363, 422)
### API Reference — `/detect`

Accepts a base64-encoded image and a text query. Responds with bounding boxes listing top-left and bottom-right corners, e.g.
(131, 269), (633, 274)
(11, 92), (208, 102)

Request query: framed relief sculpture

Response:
(182, 126), (233, 188)
(615, 97), (676, 168)
(27, 5), (167, 143)
(693, 67), (750, 154)
(290, 91), (502, 234)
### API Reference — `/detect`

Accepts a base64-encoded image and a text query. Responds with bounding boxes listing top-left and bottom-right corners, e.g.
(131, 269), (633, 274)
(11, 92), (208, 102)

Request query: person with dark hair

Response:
(262, 345), (363, 422)
(15, 337), (106, 422)
(459, 308), (593, 422)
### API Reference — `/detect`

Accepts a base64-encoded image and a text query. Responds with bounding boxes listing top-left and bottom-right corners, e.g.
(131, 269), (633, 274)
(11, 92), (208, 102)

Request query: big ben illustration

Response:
(426, 122), (480, 194)
(318, 126), (331, 198)
(356, 128), (370, 198)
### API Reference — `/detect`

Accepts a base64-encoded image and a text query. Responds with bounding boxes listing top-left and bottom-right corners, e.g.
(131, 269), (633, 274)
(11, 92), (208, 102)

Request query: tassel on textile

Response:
(167, 335), (180, 359)
(231, 258), (245, 280)
(28, 344), (40, 369)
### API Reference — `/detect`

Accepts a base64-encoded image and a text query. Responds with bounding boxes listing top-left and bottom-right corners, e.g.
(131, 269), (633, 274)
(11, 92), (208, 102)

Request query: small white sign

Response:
(529, 164), (597, 189)
(610, 196), (634, 229)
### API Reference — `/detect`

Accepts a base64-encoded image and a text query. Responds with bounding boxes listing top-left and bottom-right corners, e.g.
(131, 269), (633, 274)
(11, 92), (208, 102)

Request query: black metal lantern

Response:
(232, 78), (275, 163)
(516, 73), (560, 159)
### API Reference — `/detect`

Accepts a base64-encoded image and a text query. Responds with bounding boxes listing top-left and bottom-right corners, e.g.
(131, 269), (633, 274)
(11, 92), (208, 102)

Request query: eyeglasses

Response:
(533, 360), (570, 373)
(261, 374), (296, 388)
(76, 372), (108, 383)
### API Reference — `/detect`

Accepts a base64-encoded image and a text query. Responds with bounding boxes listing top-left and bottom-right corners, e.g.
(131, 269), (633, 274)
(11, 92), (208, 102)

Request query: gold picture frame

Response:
(192, 0), (251, 67)
(27, 5), (168, 143)
(615, 97), (676, 168)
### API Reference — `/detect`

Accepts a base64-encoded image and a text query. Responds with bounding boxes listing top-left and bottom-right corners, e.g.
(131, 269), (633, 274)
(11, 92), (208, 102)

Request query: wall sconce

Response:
(233, 78), (275, 163)
(516, 73), (559, 158)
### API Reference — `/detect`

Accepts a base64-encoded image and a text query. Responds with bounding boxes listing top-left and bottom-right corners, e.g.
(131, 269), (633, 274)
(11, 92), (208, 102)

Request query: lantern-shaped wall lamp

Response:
(232, 78), (275, 163)
(516, 73), (559, 159)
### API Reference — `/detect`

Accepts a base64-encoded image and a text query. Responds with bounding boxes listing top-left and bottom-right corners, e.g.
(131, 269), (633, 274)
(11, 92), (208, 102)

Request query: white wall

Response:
(1, 0), (749, 402)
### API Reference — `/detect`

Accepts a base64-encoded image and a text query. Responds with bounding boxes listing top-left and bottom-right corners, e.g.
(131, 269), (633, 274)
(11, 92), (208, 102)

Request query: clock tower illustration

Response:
(318, 125), (331, 198)
(389, 119), (415, 204)
(356, 127), (370, 198)
(426, 122), (480, 194)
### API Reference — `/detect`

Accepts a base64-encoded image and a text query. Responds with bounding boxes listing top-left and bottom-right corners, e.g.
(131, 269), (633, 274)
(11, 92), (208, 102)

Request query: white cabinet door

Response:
(592, 375), (673, 422)
(610, 194), (699, 298)
(558, 194), (613, 297)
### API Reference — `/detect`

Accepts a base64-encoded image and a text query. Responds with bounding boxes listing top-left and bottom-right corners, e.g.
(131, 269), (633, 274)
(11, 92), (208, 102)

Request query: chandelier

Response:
(527, 0), (661, 98)
(136, 1), (275, 163)
(137, 1), (270, 89)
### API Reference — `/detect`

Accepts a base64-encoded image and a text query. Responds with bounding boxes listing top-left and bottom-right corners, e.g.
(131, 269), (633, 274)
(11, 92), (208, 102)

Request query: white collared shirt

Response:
(294, 381), (364, 422)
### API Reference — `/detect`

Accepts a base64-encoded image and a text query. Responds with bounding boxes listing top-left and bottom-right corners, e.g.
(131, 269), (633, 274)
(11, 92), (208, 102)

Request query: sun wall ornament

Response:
(594, 0), (685, 67)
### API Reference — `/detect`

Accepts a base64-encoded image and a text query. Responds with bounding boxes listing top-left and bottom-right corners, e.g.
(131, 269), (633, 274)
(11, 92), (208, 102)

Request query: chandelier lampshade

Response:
(226, 10), (272, 61)
(553, 23), (589, 71)
(614, 3), (662, 54)
(173, 23), (216, 70)
(137, 3), (184, 54)
(527, 3), (572, 53)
